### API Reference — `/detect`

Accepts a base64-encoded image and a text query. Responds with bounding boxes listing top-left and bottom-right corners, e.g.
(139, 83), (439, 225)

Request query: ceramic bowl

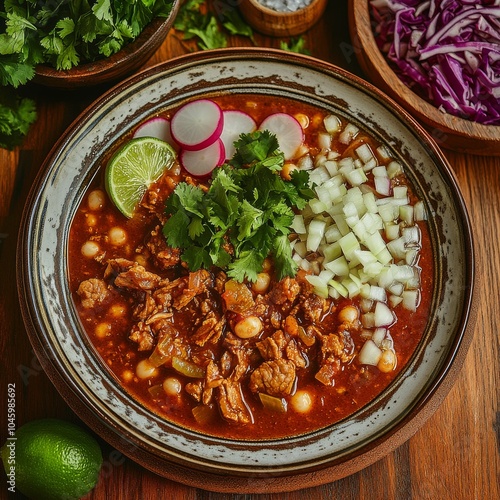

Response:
(17, 48), (477, 493)
(33, 2), (180, 90)
(348, 0), (500, 156)
(239, 0), (328, 36)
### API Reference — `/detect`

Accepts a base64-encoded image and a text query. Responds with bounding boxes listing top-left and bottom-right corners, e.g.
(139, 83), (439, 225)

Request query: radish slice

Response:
(133, 117), (174, 143)
(170, 99), (224, 151)
(179, 139), (226, 177)
(220, 110), (257, 159)
(259, 113), (304, 160)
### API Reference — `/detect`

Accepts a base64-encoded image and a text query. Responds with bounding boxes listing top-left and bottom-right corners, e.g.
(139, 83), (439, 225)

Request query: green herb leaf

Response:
(0, 0), (175, 149)
(174, 0), (254, 50)
(162, 130), (314, 282)
(0, 87), (36, 149)
(280, 37), (310, 55)
(187, 15), (227, 50)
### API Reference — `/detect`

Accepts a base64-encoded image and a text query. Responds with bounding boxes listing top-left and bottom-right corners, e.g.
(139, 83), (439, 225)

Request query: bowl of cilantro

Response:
(0, 0), (180, 90)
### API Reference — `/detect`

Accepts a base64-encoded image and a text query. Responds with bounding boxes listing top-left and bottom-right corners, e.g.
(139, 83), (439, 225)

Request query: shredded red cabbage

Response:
(370, 0), (500, 125)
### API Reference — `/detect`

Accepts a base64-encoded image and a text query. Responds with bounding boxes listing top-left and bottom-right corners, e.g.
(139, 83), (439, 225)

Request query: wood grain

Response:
(1, 1), (498, 498)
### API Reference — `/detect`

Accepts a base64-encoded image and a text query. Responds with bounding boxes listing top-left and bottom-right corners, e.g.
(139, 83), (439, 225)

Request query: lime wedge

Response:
(105, 137), (177, 218)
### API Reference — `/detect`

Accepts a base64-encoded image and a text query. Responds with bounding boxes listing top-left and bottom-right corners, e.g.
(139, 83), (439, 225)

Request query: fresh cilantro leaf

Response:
(237, 200), (263, 241)
(230, 130), (282, 169)
(163, 209), (192, 248)
(218, 6), (254, 42)
(0, 56), (34, 87)
(182, 245), (212, 271)
(174, 0), (254, 50)
(0, 87), (36, 149)
(227, 249), (262, 283)
(93, 0), (114, 23)
(185, 14), (227, 50)
(56, 18), (76, 39)
(272, 234), (298, 280)
(0, 0), (175, 149)
(280, 37), (311, 55)
(56, 43), (80, 70)
(166, 182), (205, 218)
(162, 131), (314, 282)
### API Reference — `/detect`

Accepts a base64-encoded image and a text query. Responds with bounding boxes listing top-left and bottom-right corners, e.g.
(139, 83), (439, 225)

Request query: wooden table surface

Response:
(1, 2), (499, 499)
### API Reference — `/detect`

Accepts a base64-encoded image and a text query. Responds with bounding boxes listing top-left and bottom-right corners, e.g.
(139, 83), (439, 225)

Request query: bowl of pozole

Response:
(17, 48), (477, 493)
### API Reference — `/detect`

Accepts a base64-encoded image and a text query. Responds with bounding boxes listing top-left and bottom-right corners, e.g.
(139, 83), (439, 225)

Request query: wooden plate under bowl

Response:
(239, 0), (328, 37)
(348, 0), (500, 156)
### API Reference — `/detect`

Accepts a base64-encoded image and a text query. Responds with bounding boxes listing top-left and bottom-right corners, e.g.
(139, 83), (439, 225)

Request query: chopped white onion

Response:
(324, 114), (342, 134)
(289, 118), (427, 375)
(358, 339), (382, 366)
(356, 143), (374, 164)
(374, 301), (395, 327)
(339, 123), (359, 144)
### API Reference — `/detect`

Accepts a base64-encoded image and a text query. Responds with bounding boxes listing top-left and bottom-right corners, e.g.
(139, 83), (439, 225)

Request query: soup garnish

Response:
(70, 95), (432, 439)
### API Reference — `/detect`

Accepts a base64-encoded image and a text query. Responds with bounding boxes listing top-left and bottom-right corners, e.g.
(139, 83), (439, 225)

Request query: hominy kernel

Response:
(85, 214), (97, 227)
(81, 240), (100, 258)
(291, 390), (313, 413)
(294, 113), (309, 129)
(234, 316), (263, 339)
(109, 304), (126, 317)
(95, 322), (111, 339)
(311, 113), (323, 127)
(88, 189), (106, 211)
(163, 377), (182, 396)
(136, 359), (157, 379)
(109, 226), (127, 246)
(378, 349), (397, 373)
(281, 163), (298, 181)
(122, 370), (134, 382)
(252, 273), (271, 294)
(261, 258), (272, 272)
(338, 305), (359, 325)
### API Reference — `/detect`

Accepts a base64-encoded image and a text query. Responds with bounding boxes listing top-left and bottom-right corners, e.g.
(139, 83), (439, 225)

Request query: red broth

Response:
(69, 95), (433, 439)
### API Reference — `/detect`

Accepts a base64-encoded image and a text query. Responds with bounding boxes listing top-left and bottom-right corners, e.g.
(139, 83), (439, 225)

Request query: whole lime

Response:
(1, 418), (102, 500)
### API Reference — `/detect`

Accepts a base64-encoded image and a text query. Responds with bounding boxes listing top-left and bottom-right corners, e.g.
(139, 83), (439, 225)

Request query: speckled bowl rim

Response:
(17, 48), (477, 493)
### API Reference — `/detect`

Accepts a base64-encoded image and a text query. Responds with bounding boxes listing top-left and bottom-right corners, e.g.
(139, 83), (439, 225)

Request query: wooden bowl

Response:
(239, 0), (328, 37)
(348, 0), (500, 156)
(33, 2), (180, 90)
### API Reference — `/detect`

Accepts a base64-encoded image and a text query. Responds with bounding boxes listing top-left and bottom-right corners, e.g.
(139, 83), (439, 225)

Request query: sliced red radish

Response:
(220, 110), (257, 159)
(170, 99), (224, 151)
(180, 139), (226, 177)
(259, 113), (304, 160)
(133, 117), (179, 151)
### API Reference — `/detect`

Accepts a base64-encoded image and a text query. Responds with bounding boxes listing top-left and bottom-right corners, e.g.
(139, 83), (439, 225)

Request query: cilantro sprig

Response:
(0, 0), (174, 149)
(173, 0), (254, 50)
(163, 131), (314, 283)
(0, 87), (36, 149)
(173, 0), (310, 54)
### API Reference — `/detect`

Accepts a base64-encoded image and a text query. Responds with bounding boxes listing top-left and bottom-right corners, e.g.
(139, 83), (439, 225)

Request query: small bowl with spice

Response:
(31, 0), (180, 89)
(348, 0), (500, 155)
(239, 0), (328, 37)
